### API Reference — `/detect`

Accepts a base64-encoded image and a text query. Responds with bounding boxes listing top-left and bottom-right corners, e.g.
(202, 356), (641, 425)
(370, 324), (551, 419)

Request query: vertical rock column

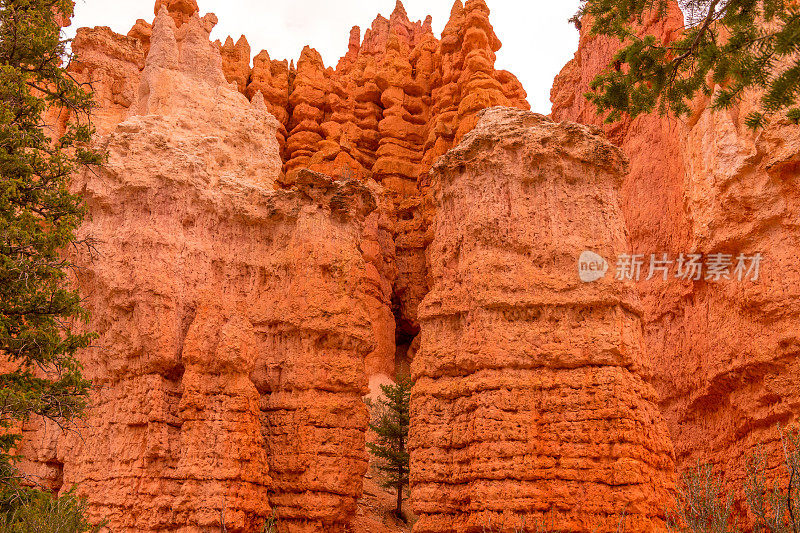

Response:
(218, 35), (251, 93)
(245, 50), (291, 152)
(251, 171), (378, 533)
(283, 47), (330, 180)
(410, 107), (675, 533)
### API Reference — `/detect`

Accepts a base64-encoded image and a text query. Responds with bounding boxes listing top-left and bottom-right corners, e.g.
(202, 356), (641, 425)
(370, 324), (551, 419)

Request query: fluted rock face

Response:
(66, 0), (531, 368)
(217, 35), (251, 93)
(262, 0), (531, 189)
(410, 108), (675, 533)
(19, 7), (383, 533)
(283, 47), (331, 177)
(68, 27), (145, 135)
(251, 170), (377, 533)
(551, 2), (800, 509)
(550, 7), (688, 257)
(223, 1), (531, 343)
(24, 0), (800, 529)
(245, 49), (291, 151)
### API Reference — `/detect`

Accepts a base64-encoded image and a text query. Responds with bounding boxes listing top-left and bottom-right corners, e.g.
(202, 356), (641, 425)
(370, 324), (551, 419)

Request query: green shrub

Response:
(0, 488), (100, 533)
(744, 430), (800, 533)
(366, 375), (411, 521)
(667, 463), (738, 533)
(668, 427), (800, 533)
(260, 508), (279, 533)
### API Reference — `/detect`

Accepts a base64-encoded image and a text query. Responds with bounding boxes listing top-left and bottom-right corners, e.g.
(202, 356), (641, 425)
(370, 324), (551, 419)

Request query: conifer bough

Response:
(575, 0), (800, 128)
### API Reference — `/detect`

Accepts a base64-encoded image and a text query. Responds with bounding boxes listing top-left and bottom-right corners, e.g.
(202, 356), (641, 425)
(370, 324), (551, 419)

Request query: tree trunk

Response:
(396, 480), (403, 521)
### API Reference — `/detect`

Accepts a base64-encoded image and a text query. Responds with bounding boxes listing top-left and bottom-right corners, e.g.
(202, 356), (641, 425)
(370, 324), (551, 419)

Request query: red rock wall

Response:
(31, 0), (800, 529)
(252, 172), (378, 533)
(410, 107), (675, 533)
(68, 0), (531, 382)
(551, 3), (800, 512)
(26, 0), (742, 531)
(216, 0), (531, 348)
(20, 7), (383, 533)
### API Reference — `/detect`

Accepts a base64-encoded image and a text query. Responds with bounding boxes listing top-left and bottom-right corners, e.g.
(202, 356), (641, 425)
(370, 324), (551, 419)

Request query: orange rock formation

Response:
(21, 6), (383, 532)
(551, 1), (800, 514)
(411, 107), (675, 533)
(23, 1), (534, 531)
(20, 0), (800, 531)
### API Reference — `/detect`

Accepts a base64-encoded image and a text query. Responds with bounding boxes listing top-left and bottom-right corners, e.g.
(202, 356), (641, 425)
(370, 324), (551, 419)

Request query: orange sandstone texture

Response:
(217, 35), (251, 93)
(245, 49), (291, 151)
(257, 0), (531, 187)
(217, 1), (531, 341)
(283, 46), (332, 178)
(551, 2), (800, 512)
(68, 0), (528, 360)
(68, 27), (145, 135)
(154, 0), (200, 27)
(19, 7), (384, 533)
(128, 18), (153, 55)
(410, 107), (675, 533)
(29, 0), (800, 529)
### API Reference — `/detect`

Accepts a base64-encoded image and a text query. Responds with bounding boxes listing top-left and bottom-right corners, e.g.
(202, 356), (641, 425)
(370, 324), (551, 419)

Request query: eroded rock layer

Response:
(551, 3), (800, 511)
(28, 1), (535, 529)
(245, 0), (532, 188)
(20, 7), (381, 532)
(410, 107), (675, 533)
(24, 0), (800, 530)
(67, 0), (530, 379)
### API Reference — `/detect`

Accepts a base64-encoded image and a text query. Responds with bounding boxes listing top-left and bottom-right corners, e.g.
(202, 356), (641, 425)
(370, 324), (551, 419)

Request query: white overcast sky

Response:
(66, 0), (582, 113)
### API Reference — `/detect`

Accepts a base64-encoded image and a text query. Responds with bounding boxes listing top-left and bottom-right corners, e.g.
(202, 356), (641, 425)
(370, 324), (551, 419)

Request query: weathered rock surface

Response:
(217, 35), (251, 93)
(27, 0), (800, 530)
(551, 2), (800, 512)
(154, 0), (200, 28)
(20, 7), (385, 533)
(230, 0), (529, 344)
(213, 0), (531, 198)
(410, 107), (675, 533)
(69, 26), (145, 135)
(64, 1), (532, 378)
(245, 49), (291, 151)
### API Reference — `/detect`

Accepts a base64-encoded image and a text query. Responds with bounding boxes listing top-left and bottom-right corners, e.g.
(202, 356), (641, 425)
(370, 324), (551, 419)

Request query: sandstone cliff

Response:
(20, 7), (385, 533)
(24, 1), (535, 531)
(411, 107), (675, 533)
(551, 2), (800, 513)
(21, 0), (800, 531)
(68, 0), (531, 392)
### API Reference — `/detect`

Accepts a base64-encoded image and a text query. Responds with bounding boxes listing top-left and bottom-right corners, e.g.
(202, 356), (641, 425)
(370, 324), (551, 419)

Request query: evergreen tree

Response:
(575, 0), (800, 128)
(0, 0), (101, 507)
(367, 375), (412, 521)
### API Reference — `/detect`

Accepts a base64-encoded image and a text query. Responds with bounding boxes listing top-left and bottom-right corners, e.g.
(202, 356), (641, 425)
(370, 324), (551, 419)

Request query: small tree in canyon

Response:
(575, 0), (800, 128)
(0, 0), (101, 518)
(367, 375), (412, 521)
